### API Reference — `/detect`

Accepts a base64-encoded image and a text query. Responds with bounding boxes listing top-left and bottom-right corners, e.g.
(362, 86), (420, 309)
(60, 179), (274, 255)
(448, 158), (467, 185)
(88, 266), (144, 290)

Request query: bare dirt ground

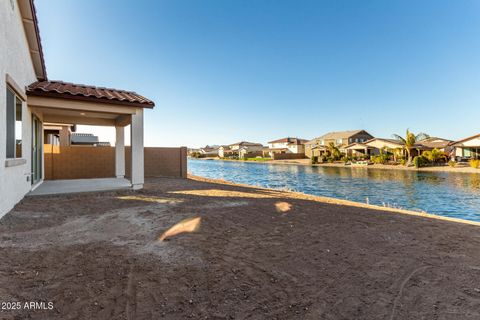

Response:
(0, 177), (480, 319)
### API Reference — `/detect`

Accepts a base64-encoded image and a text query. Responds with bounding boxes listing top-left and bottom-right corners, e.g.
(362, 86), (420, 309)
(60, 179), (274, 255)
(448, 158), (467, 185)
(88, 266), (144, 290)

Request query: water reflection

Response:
(189, 159), (480, 221)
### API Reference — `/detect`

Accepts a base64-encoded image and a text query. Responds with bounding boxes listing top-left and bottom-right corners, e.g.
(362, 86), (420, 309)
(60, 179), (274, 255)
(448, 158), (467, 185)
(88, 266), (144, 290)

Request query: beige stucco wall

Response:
(0, 0), (39, 218)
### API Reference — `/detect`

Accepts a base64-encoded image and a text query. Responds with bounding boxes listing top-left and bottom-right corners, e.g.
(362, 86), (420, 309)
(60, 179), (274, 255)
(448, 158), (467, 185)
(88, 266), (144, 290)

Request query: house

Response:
(199, 145), (220, 157)
(238, 146), (263, 159)
(0, 0), (155, 217)
(229, 141), (263, 152)
(43, 122), (74, 146)
(218, 145), (234, 158)
(451, 133), (480, 160)
(219, 141), (263, 159)
(415, 137), (453, 157)
(362, 138), (405, 157)
(267, 137), (308, 158)
(305, 130), (374, 158)
(70, 133), (111, 146)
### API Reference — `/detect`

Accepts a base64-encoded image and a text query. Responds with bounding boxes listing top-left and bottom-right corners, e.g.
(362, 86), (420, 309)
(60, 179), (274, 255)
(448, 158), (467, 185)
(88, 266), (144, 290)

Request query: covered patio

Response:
(344, 143), (375, 157)
(26, 81), (155, 193)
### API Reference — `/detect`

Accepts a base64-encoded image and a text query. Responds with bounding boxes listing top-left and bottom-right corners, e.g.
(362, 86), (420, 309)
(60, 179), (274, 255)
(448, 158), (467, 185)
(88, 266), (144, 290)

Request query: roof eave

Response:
(26, 90), (155, 108)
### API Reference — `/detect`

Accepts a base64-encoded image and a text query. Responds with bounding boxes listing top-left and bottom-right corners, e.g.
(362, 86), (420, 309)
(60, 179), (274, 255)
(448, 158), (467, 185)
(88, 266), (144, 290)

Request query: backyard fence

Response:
(272, 153), (306, 160)
(44, 144), (187, 180)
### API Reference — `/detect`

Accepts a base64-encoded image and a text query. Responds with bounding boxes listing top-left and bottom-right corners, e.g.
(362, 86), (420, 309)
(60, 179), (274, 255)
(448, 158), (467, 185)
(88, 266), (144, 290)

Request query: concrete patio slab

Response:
(28, 178), (132, 196)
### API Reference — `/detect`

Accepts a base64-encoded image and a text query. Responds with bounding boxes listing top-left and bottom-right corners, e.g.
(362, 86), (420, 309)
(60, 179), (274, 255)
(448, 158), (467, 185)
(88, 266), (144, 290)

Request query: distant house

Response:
(341, 137), (406, 159)
(70, 133), (111, 147)
(219, 141), (263, 159)
(218, 145), (234, 158)
(451, 133), (480, 160)
(415, 137), (453, 154)
(44, 123), (75, 146)
(199, 145), (220, 157)
(267, 137), (308, 158)
(305, 130), (374, 158)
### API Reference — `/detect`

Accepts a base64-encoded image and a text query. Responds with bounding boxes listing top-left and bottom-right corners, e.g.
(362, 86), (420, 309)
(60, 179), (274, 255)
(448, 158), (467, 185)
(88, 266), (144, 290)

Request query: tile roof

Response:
(268, 137), (309, 144)
(451, 133), (480, 146)
(415, 137), (453, 149)
(27, 81), (155, 108)
(318, 130), (370, 140)
(229, 141), (263, 147)
(305, 130), (372, 145)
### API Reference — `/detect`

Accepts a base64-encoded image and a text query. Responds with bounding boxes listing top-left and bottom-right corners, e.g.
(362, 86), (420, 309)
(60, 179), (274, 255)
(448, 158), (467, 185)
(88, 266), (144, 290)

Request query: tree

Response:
(327, 142), (342, 160)
(392, 129), (429, 165)
(423, 148), (447, 164)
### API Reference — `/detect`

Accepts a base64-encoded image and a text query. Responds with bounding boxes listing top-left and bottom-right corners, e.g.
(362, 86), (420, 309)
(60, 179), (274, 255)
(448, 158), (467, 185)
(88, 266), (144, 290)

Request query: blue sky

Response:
(36, 0), (480, 147)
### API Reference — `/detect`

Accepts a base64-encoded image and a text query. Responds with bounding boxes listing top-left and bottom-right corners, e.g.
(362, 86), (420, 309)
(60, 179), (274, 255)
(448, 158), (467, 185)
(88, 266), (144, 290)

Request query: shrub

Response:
(423, 148), (447, 164)
(341, 156), (351, 163)
(319, 155), (327, 163)
(399, 159), (407, 166)
(413, 155), (429, 168)
(469, 159), (480, 169)
(371, 154), (389, 165)
(327, 157), (334, 163)
(311, 156), (318, 164)
(448, 160), (456, 167)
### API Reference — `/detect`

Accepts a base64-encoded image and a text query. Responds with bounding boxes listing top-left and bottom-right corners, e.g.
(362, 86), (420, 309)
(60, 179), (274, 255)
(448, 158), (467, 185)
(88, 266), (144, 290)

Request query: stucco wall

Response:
(44, 145), (187, 180)
(0, 1), (39, 218)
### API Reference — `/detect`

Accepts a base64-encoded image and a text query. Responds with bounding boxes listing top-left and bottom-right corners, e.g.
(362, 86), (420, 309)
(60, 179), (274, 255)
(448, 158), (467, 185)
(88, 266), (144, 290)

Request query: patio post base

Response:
(132, 183), (143, 190)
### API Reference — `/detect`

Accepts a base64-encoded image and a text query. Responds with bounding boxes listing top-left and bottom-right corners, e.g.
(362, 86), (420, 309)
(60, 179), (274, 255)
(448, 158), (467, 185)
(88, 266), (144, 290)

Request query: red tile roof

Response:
(27, 81), (155, 108)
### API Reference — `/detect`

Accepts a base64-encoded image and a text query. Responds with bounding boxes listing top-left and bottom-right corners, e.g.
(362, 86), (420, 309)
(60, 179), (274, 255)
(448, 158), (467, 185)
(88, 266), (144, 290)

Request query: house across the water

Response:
(305, 130), (374, 158)
(266, 137), (308, 159)
(452, 133), (480, 160)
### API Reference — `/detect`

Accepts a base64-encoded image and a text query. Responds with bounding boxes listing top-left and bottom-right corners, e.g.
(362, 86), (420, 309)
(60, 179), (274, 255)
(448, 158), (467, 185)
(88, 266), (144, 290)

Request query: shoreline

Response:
(191, 157), (480, 174)
(189, 174), (480, 226)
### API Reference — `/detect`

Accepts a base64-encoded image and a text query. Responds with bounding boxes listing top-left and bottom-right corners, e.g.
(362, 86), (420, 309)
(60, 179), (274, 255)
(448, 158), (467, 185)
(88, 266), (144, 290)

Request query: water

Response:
(188, 159), (480, 222)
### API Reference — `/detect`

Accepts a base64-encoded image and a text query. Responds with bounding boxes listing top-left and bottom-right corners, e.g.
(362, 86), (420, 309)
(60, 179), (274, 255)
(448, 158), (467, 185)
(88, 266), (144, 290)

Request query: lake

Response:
(188, 159), (480, 222)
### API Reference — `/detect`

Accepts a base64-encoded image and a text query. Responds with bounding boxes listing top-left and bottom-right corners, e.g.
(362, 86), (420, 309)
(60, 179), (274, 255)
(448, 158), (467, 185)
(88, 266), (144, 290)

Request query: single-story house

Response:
(267, 137), (308, 157)
(363, 138), (405, 156)
(69, 132), (111, 147)
(451, 133), (480, 160)
(305, 130), (374, 158)
(238, 146), (263, 159)
(199, 145), (220, 157)
(229, 141), (263, 152)
(415, 137), (453, 153)
(1, 0), (155, 217)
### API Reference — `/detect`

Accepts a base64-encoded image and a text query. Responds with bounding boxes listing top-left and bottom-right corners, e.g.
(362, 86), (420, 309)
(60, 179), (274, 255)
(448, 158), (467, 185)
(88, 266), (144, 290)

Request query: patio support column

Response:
(130, 109), (144, 190)
(115, 126), (125, 178)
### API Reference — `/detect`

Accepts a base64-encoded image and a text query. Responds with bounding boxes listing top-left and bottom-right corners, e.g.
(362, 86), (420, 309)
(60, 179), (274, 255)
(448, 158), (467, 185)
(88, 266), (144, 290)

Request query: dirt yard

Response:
(0, 177), (479, 319)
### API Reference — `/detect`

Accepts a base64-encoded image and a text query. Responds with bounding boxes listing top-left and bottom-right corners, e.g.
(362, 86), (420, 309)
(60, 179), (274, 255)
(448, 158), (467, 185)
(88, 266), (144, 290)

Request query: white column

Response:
(130, 109), (144, 189)
(115, 126), (125, 178)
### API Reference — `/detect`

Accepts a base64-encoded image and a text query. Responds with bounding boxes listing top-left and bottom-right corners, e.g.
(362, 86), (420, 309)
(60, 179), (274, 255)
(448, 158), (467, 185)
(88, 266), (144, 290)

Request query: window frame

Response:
(6, 85), (24, 160)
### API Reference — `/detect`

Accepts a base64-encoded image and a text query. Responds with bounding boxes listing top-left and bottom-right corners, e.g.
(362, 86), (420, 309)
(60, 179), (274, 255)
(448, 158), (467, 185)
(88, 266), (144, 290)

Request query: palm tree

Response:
(392, 129), (429, 165)
(327, 142), (341, 160)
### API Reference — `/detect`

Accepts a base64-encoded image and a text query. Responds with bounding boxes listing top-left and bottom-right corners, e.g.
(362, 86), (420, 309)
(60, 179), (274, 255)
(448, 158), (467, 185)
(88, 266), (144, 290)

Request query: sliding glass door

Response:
(31, 115), (42, 184)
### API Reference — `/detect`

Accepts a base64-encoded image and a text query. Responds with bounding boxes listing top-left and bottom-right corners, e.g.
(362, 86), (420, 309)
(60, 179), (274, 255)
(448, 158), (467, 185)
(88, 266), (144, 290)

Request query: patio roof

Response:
(28, 81), (155, 108)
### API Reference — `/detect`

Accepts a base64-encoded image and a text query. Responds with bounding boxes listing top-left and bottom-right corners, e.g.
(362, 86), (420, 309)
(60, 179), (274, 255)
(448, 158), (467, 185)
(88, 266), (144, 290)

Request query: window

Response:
(336, 138), (343, 145)
(6, 87), (22, 158)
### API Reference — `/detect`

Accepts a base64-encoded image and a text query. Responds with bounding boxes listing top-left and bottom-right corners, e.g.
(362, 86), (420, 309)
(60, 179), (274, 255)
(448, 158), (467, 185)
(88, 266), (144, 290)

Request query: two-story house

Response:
(267, 137), (308, 158)
(305, 130), (374, 158)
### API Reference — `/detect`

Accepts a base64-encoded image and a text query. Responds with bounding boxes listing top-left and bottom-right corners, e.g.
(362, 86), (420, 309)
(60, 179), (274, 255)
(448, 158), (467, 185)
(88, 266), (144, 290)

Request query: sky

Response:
(36, 0), (480, 147)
